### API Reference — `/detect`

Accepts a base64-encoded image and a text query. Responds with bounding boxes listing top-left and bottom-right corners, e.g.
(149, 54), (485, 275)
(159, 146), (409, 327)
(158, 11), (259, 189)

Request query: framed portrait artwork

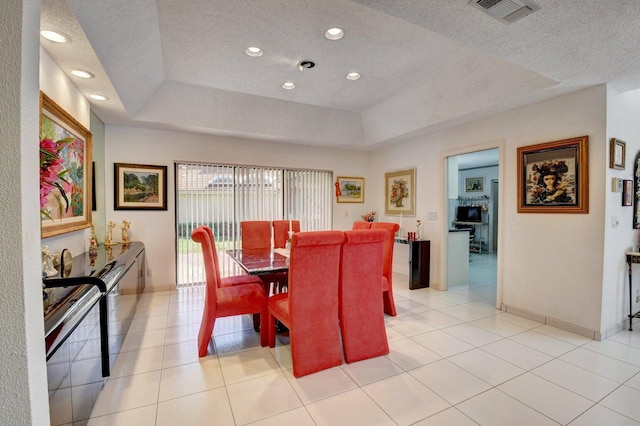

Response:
(465, 177), (484, 192)
(40, 92), (93, 238)
(610, 138), (626, 170)
(336, 176), (364, 203)
(385, 168), (416, 216)
(114, 163), (167, 210)
(517, 135), (589, 214)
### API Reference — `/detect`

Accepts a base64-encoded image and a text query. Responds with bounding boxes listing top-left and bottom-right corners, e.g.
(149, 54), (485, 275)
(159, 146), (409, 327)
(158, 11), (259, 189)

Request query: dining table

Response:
(225, 248), (290, 276)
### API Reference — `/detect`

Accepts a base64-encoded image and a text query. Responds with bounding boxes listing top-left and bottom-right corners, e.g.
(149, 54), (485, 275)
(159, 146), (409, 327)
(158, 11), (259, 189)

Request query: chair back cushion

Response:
(241, 221), (272, 249)
(287, 230), (345, 375)
(272, 220), (301, 248)
(340, 229), (389, 362)
(352, 221), (372, 230)
(370, 222), (400, 279)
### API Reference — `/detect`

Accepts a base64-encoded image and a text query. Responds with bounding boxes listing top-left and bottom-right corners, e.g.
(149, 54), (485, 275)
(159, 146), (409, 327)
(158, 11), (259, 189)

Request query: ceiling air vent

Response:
(469, 0), (540, 24)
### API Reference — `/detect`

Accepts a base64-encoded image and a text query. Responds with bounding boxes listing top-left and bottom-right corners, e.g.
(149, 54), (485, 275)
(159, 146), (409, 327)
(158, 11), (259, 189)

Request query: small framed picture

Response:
(385, 168), (416, 216)
(465, 177), (484, 192)
(114, 163), (167, 210)
(336, 176), (364, 203)
(623, 179), (633, 206)
(610, 138), (626, 170)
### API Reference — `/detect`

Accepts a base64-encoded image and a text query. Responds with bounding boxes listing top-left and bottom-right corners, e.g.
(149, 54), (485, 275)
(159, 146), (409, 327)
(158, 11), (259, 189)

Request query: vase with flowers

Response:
(361, 211), (376, 222)
(416, 219), (422, 239)
(40, 137), (72, 220)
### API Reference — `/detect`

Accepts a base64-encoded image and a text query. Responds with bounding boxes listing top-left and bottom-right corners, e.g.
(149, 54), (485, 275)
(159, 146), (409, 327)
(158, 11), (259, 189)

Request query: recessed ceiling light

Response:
(281, 82), (296, 90)
(325, 27), (344, 40)
(346, 72), (362, 81)
(89, 94), (108, 101)
(41, 30), (70, 43)
(70, 69), (95, 79)
(245, 46), (263, 57)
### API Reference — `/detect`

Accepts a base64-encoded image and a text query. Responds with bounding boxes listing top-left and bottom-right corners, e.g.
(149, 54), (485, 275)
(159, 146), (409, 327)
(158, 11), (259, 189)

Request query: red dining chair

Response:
(268, 230), (345, 377)
(201, 225), (263, 329)
(240, 220), (282, 292)
(240, 220), (272, 249)
(272, 220), (301, 248)
(339, 229), (389, 363)
(201, 225), (262, 287)
(352, 221), (372, 230)
(192, 227), (268, 357)
(371, 222), (400, 316)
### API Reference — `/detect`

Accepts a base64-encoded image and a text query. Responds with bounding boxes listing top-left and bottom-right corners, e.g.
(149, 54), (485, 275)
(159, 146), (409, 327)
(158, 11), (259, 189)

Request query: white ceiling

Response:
(40, 0), (640, 158)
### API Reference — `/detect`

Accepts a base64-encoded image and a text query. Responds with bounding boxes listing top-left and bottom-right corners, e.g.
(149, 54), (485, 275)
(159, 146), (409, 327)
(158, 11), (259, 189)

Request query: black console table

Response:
(626, 251), (640, 331)
(395, 238), (430, 290)
(43, 242), (145, 376)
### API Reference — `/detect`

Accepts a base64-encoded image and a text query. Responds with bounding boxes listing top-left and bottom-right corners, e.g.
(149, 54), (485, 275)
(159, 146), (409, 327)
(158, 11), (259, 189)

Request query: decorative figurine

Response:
(121, 220), (131, 244)
(89, 225), (98, 265)
(104, 221), (117, 246)
(41, 246), (58, 278)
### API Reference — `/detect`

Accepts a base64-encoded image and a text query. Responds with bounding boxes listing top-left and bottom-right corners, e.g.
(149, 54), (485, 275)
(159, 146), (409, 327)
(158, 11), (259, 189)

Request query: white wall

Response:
(602, 87), (640, 336)
(370, 86), (608, 335)
(1, 1), (50, 424)
(104, 126), (371, 291)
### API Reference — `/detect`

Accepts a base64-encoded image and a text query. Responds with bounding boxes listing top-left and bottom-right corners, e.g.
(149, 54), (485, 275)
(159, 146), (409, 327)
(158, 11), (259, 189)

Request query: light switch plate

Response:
(612, 178), (623, 192)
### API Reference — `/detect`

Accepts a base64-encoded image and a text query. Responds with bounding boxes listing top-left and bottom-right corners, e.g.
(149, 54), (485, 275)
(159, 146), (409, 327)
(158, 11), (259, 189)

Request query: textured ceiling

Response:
(40, 0), (640, 152)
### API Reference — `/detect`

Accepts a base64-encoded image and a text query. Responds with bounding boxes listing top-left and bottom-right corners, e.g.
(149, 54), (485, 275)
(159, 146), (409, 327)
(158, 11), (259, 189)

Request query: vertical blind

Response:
(175, 162), (333, 286)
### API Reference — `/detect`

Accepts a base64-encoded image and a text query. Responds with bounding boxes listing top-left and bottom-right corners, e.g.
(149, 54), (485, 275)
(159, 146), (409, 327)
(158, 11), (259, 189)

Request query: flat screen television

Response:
(457, 206), (482, 223)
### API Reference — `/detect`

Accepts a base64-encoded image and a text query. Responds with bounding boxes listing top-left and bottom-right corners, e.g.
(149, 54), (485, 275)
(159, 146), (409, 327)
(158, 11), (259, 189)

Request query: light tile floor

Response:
(85, 253), (640, 425)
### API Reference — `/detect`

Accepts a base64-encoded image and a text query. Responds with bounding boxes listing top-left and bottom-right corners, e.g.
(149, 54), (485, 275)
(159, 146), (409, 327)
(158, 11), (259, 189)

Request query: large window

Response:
(176, 163), (333, 286)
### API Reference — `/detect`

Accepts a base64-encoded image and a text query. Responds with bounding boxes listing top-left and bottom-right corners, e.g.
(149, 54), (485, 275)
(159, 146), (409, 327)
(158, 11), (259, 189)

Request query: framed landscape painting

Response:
(517, 135), (589, 214)
(40, 92), (93, 238)
(114, 163), (167, 210)
(336, 176), (364, 203)
(385, 168), (416, 216)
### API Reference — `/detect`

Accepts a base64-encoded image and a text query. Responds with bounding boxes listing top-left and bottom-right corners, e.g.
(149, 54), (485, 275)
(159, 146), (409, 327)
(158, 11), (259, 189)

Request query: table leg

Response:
(628, 257), (634, 332)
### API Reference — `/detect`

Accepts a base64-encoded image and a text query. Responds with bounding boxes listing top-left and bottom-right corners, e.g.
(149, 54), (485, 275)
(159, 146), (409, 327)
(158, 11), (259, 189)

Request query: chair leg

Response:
(259, 310), (268, 347)
(252, 313), (260, 331)
(383, 290), (397, 316)
(197, 315), (216, 357)
(267, 312), (277, 347)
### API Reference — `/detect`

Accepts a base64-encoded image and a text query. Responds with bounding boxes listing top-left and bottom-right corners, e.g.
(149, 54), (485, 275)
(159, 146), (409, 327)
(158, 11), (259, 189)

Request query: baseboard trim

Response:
(502, 304), (600, 341)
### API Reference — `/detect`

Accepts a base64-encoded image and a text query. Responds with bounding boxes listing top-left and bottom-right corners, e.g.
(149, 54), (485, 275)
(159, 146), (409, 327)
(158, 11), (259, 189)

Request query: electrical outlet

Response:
(147, 268), (152, 277)
(637, 295), (640, 303)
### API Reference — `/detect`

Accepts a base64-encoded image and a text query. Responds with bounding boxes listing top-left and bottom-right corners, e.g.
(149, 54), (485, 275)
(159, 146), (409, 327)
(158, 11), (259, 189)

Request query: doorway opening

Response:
(445, 148), (499, 305)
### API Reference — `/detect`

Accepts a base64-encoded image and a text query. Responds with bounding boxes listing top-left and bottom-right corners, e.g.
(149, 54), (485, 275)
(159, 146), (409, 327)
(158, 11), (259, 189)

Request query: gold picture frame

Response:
(336, 176), (364, 203)
(385, 168), (416, 216)
(40, 92), (93, 238)
(610, 138), (626, 170)
(517, 135), (589, 214)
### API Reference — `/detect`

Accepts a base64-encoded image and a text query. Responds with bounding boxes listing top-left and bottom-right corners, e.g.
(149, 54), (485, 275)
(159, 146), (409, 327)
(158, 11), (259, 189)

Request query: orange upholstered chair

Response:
(371, 222), (400, 316)
(272, 220), (301, 248)
(339, 229), (389, 363)
(192, 227), (268, 356)
(240, 220), (272, 249)
(267, 230), (345, 377)
(201, 225), (263, 287)
(352, 221), (372, 230)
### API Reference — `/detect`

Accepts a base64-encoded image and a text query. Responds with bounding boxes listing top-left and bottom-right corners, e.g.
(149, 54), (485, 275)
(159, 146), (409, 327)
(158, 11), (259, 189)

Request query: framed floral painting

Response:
(385, 168), (416, 216)
(40, 92), (93, 238)
(517, 135), (589, 214)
